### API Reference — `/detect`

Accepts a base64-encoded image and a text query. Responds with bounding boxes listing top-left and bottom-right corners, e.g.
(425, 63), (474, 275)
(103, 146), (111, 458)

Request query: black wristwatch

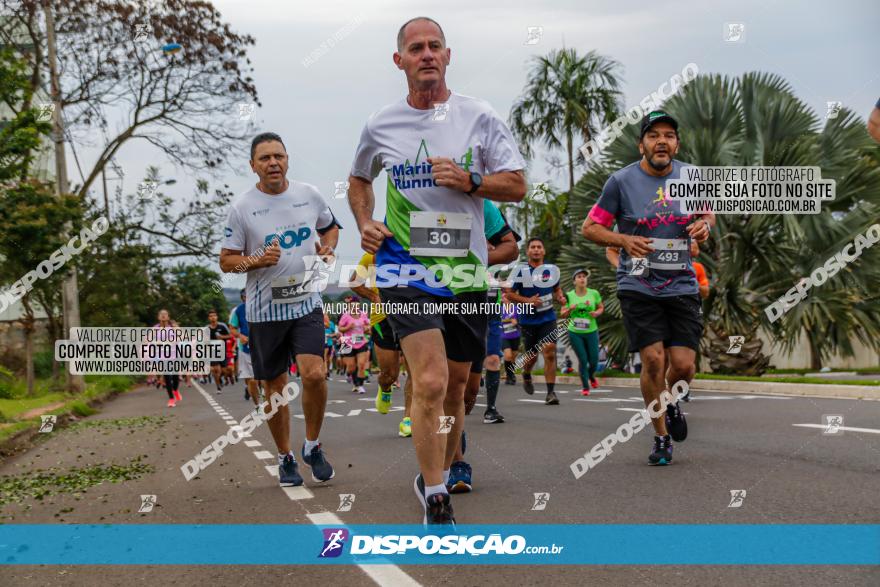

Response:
(467, 171), (482, 195)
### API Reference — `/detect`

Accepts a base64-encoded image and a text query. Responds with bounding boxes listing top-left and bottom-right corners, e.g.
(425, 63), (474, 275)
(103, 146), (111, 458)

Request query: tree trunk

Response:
(42, 0), (84, 393)
(566, 131), (574, 194)
(21, 298), (35, 396)
(808, 335), (822, 371)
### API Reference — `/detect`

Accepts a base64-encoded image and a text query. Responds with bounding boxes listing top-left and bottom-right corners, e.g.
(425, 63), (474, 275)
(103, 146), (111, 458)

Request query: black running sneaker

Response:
(505, 376), (516, 385)
(279, 454), (304, 486)
(648, 434), (673, 465)
(523, 378), (535, 395)
(483, 407), (505, 424)
(545, 391), (560, 405)
(425, 492), (456, 525)
(665, 401), (688, 442)
(301, 443), (335, 482)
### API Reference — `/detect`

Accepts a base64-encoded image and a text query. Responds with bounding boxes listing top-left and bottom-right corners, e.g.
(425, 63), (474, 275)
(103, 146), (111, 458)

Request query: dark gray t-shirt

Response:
(588, 160), (698, 297)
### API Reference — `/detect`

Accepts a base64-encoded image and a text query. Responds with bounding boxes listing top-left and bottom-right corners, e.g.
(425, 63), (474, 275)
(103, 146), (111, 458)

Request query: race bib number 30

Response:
(409, 212), (471, 257)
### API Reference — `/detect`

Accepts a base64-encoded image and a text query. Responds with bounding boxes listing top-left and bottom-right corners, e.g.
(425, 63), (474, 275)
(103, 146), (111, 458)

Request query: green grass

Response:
(767, 368), (880, 375)
(0, 393), (67, 420)
(694, 373), (878, 386)
(0, 375), (138, 444)
(524, 369), (877, 386)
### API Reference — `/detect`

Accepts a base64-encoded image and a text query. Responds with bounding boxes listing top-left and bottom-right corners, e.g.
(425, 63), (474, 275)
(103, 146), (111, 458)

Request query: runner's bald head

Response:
(397, 17), (445, 51)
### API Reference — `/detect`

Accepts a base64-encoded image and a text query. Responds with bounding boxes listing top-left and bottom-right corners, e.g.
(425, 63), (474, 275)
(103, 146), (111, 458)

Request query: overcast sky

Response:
(83, 0), (878, 289)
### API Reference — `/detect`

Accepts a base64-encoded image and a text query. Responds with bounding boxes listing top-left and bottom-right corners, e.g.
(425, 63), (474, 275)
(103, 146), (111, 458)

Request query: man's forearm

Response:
(348, 176), (375, 229)
(583, 222), (627, 248)
(504, 290), (529, 304)
(474, 171), (526, 203)
(320, 227), (339, 251)
(219, 250), (266, 273)
(488, 240), (519, 265)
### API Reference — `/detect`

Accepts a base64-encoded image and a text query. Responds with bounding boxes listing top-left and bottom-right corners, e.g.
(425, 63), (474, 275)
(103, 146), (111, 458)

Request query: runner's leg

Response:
(586, 331), (600, 384)
(568, 331), (591, 389)
(263, 371), (292, 454)
(399, 329), (449, 487)
(442, 360), (471, 471)
(297, 353), (327, 446)
(639, 342), (668, 436)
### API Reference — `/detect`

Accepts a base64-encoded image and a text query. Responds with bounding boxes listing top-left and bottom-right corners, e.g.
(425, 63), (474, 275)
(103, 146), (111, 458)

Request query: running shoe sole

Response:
(523, 380), (534, 395)
(413, 473), (428, 525)
(448, 480), (472, 494)
(483, 414), (505, 424)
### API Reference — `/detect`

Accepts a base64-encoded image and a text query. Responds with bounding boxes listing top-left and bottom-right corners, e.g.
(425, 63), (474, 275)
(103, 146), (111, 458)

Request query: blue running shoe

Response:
(279, 454), (303, 486)
(447, 460), (472, 493)
(301, 443), (335, 483)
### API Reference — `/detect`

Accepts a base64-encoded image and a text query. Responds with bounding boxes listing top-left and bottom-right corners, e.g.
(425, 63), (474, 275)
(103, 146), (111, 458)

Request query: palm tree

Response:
(562, 72), (880, 372)
(509, 48), (623, 194)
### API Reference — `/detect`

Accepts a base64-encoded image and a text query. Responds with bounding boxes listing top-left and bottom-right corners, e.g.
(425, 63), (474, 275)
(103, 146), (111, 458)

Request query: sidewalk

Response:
(528, 375), (879, 400)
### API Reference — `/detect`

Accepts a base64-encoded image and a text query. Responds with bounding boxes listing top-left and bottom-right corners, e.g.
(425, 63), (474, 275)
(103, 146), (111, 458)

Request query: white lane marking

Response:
(282, 485), (314, 500)
(616, 407), (690, 415)
(576, 398), (642, 403)
(793, 424), (880, 434)
(327, 399), (347, 404)
(253, 450), (275, 460)
(366, 407), (405, 412)
(588, 389), (613, 393)
(348, 409), (362, 416)
(325, 411), (343, 418)
(518, 399), (547, 403)
(244, 440), (262, 448)
(201, 383), (418, 585)
(306, 512), (421, 587)
(474, 403), (487, 407)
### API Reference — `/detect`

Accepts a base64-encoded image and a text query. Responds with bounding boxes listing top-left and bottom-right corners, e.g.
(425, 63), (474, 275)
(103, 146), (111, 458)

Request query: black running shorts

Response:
(249, 307), (324, 380)
(617, 290), (703, 352)
(378, 287), (488, 363)
(520, 320), (559, 354)
(371, 319), (401, 351)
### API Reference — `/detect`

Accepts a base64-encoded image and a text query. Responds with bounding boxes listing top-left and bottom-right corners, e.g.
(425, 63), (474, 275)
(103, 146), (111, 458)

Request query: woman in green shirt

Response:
(560, 269), (604, 396)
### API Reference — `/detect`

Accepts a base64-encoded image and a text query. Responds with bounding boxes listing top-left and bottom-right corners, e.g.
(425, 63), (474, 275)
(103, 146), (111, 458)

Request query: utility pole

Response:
(43, 0), (84, 392)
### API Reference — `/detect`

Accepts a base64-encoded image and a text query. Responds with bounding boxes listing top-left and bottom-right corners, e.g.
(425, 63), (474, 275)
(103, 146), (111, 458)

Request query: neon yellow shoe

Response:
(399, 417), (412, 437)
(375, 387), (392, 414)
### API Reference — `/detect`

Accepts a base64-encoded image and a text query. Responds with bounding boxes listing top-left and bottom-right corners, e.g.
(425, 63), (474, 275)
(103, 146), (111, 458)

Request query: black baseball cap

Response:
(640, 110), (679, 139)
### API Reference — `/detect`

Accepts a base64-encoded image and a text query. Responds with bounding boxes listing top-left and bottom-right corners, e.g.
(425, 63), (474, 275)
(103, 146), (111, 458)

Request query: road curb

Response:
(527, 375), (879, 400)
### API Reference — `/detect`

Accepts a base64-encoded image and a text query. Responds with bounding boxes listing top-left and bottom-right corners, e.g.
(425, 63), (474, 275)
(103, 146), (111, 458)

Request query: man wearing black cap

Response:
(581, 111), (714, 466)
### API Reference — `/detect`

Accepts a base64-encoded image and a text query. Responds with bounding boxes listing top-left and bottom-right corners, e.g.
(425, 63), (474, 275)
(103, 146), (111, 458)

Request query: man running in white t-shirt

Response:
(348, 17), (526, 524)
(220, 132), (341, 487)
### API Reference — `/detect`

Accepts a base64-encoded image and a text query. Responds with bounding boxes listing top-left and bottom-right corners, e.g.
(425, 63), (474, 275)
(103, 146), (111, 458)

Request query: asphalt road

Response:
(1, 374), (878, 586)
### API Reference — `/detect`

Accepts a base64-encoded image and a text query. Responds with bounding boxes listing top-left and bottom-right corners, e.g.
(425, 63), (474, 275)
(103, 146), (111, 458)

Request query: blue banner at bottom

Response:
(1, 524), (877, 565)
